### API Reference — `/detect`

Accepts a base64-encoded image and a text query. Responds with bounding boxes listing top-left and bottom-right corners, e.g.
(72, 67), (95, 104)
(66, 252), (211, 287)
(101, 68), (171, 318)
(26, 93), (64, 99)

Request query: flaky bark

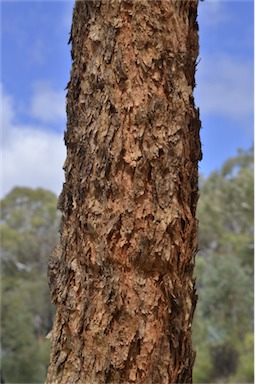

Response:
(46, 1), (202, 383)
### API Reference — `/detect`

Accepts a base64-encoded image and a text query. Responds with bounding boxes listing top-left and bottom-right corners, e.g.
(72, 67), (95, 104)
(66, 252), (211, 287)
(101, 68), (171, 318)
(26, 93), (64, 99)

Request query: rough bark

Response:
(46, 1), (202, 383)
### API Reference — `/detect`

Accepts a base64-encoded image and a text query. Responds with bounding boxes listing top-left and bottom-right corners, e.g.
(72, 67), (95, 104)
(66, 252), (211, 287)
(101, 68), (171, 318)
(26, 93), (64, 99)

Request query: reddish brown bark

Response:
(47, 1), (202, 383)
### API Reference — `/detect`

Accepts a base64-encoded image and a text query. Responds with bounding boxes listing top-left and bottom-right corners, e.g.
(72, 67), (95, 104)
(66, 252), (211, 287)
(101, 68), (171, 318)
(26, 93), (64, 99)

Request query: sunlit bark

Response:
(46, 1), (202, 383)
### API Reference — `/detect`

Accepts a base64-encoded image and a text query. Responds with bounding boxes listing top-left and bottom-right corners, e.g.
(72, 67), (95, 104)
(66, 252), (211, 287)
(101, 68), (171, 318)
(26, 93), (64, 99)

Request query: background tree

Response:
(46, 0), (202, 383)
(193, 147), (254, 384)
(1, 187), (60, 383)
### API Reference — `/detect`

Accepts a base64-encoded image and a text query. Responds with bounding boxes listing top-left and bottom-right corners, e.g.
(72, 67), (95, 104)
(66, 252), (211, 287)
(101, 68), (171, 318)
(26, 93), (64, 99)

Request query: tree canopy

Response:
(193, 147), (254, 383)
(1, 187), (60, 383)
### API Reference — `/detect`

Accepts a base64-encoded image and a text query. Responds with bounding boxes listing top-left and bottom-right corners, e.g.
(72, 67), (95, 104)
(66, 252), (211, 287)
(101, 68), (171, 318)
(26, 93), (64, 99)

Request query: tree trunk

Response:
(46, 0), (202, 383)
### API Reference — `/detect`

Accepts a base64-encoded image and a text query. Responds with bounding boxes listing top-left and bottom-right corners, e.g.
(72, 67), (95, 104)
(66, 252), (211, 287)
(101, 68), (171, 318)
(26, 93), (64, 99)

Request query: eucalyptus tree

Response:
(46, 1), (202, 383)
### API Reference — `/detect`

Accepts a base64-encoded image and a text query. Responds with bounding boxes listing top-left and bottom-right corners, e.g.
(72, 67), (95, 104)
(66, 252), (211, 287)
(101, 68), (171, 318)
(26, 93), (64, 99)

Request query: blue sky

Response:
(1, 0), (254, 198)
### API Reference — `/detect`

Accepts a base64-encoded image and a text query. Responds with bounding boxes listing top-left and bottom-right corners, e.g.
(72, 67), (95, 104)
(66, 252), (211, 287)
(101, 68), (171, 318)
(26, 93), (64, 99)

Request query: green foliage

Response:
(1, 187), (60, 276)
(193, 147), (254, 383)
(198, 147), (254, 271)
(199, 254), (252, 342)
(1, 187), (59, 383)
(228, 332), (254, 383)
(1, 281), (50, 383)
(193, 304), (214, 383)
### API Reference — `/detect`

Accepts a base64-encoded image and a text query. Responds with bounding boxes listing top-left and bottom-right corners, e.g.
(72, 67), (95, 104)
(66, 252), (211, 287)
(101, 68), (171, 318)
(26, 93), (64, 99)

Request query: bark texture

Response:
(46, 1), (202, 383)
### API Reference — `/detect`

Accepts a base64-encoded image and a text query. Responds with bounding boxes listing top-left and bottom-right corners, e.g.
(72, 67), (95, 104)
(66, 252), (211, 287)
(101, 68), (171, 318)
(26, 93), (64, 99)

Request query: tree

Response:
(46, 1), (202, 383)
(1, 187), (60, 383)
(193, 147), (254, 383)
(197, 147), (254, 273)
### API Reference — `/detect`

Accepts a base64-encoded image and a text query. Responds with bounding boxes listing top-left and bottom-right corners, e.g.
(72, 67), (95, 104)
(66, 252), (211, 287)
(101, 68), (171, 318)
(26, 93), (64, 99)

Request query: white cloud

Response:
(30, 81), (66, 123)
(195, 55), (253, 120)
(1, 85), (66, 198)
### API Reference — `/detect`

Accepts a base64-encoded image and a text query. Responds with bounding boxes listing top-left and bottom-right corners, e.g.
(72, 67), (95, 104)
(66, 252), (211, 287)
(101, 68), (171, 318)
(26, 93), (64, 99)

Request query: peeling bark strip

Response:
(46, 1), (202, 383)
